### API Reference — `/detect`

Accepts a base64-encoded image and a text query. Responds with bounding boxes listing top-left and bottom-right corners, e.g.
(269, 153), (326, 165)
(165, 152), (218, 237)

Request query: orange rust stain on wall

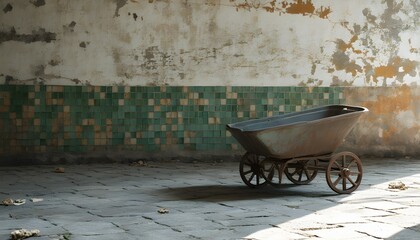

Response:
(353, 49), (362, 54)
(286, 0), (315, 15)
(359, 86), (414, 143)
(338, 39), (353, 51)
(373, 57), (418, 79)
(346, 63), (361, 77)
(317, 6), (332, 19)
(382, 126), (397, 142)
(235, 3), (252, 11)
(338, 35), (362, 54)
(231, 0), (331, 19)
(399, 58), (417, 75)
(262, 0), (276, 12)
(364, 86), (412, 115)
(374, 65), (397, 78)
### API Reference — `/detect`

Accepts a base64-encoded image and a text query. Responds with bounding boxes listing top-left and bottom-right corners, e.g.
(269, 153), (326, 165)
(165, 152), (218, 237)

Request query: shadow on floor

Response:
(387, 224), (420, 239)
(157, 184), (340, 202)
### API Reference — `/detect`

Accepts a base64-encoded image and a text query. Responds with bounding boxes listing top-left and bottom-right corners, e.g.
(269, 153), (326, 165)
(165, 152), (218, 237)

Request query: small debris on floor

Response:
(60, 233), (71, 240)
(158, 208), (169, 214)
(1, 198), (26, 206)
(10, 229), (40, 240)
(30, 198), (44, 203)
(388, 181), (408, 190)
(54, 167), (65, 173)
(13, 199), (26, 206)
(130, 160), (147, 167)
(2, 198), (14, 206)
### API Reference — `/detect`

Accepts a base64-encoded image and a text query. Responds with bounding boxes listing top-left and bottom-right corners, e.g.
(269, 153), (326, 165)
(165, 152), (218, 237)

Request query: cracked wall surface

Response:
(0, 0), (418, 86)
(343, 86), (420, 157)
(0, 0), (419, 159)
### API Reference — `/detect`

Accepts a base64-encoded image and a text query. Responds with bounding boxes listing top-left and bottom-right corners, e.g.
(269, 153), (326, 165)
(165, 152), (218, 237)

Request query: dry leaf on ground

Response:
(10, 229), (40, 240)
(54, 167), (65, 173)
(158, 208), (169, 214)
(388, 181), (408, 190)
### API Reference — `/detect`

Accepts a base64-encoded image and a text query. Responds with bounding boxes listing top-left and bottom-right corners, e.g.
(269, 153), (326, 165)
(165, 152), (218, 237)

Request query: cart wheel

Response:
(326, 152), (363, 194)
(285, 159), (318, 185)
(239, 152), (267, 188)
(260, 158), (282, 187)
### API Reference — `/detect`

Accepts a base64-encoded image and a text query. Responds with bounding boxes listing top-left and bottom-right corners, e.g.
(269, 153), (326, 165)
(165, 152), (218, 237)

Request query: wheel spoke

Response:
(326, 152), (363, 194)
(304, 169), (310, 180)
(240, 154), (270, 188)
(285, 159), (318, 185)
(333, 161), (342, 170)
(289, 168), (298, 176)
(346, 176), (356, 187)
(333, 176), (342, 186)
(342, 177), (347, 190)
(263, 162), (275, 181)
(248, 173), (255, 183)
(347, 159), (356, 169)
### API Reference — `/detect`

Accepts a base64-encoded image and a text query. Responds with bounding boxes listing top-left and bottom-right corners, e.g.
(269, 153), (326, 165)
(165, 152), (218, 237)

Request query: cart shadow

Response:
(387, 224), (420, 239)
(158, 184), (339, 202)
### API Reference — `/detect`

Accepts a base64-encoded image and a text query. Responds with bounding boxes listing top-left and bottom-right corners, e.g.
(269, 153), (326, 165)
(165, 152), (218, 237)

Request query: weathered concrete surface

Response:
(0, 158), (419, 239)
(0, 0), (418, 159)
(342, 86), (420, 157)
(0, 0), (418, 86)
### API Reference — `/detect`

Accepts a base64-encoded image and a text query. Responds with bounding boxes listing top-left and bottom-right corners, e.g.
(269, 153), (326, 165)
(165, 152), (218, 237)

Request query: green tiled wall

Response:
(0, 85), (344, 155)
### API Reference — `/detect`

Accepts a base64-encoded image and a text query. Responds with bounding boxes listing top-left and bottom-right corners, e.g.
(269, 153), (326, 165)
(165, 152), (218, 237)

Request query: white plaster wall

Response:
(0, 0), (418, 86)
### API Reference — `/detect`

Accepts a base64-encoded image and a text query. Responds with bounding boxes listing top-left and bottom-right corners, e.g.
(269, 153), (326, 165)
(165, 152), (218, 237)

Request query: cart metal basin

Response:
(226, 105), (368, 159)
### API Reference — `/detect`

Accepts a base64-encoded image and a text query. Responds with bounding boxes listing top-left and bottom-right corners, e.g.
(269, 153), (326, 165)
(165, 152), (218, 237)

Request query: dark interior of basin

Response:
(229, 105), (366, 132)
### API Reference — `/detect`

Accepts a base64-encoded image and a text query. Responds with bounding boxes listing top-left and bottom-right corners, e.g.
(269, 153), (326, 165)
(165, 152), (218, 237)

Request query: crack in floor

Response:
(300, 224), (343, 231)
(364, 206), (399, 214)
(217, 203), (235, 208)
(141, 215), (182, 233)
(245, 215), (271, 219)
(110, 221), (129, 233)
(355, 230), (382, 239)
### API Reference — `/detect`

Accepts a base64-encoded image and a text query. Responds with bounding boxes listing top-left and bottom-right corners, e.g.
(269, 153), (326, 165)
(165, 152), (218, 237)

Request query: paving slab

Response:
(244, 226), (308, 240)
(63, 221), (125, 235)
(1, 158), (420, 239)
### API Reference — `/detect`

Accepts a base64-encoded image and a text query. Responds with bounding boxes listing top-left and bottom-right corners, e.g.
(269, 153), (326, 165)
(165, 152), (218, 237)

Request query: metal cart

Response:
(226, 105), (369, 194)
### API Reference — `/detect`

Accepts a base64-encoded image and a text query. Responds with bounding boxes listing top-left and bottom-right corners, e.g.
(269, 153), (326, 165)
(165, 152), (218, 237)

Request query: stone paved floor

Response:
(1, 158), (420, 240)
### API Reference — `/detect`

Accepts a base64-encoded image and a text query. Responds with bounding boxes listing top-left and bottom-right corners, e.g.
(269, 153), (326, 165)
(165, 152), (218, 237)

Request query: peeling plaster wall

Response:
(0, 0), (418, 86)
(342, 86), (420, 157)
(0, 0), (419, 159)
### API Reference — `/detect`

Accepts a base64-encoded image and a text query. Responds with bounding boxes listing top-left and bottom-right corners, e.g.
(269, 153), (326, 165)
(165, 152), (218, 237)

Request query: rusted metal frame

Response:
(268, 153), (332, 184)
(270, 153), (331, 167)
(264, 153), (328, 184)
(270, 153), (331, 162)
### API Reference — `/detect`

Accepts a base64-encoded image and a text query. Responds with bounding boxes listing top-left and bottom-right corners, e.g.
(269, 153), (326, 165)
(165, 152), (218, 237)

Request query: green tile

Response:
(0, 85), (345, 153)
